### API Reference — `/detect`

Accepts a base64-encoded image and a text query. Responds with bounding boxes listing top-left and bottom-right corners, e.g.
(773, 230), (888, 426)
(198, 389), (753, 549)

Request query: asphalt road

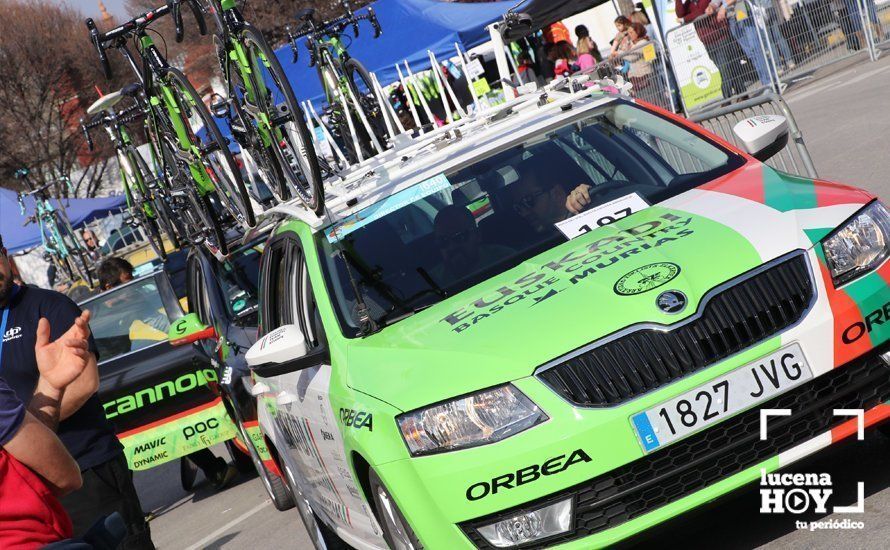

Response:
(135, 57), (890, 549)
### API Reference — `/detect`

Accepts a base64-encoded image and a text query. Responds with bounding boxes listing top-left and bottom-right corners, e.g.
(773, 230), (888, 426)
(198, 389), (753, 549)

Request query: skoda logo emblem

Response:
(656, 290), (687, 314)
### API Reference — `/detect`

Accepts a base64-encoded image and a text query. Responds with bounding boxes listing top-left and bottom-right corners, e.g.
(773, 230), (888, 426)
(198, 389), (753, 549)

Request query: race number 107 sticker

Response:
(555, 192), (650, 240)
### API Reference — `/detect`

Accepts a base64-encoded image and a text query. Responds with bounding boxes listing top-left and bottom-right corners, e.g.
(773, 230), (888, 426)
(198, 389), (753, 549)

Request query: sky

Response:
(69, 0), (131, 20)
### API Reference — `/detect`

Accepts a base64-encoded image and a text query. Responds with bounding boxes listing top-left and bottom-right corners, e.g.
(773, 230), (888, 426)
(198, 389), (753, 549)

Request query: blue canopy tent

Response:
(0, 187), (126, 254)
(276, 0), (517, 105)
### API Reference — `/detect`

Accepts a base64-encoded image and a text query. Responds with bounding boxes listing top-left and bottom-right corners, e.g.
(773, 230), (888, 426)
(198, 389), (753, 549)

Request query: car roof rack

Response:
(221, 65), (633, 261)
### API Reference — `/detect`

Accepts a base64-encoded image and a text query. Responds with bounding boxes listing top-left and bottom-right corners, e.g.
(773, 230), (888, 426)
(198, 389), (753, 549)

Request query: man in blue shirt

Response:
(0, 235), (153, 549)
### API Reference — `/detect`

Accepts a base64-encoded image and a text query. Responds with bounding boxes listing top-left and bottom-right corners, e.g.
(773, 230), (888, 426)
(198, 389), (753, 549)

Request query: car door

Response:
(255, 233), (381, 542)
(186, 254), (219, 368)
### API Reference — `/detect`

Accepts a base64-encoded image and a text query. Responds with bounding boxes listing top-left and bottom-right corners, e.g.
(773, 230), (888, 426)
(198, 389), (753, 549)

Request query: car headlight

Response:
(822, 201), (890, 286)
(397, 385), (547, 456)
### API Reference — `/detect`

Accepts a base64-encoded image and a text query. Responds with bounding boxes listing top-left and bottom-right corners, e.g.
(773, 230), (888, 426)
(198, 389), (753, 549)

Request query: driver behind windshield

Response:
(431, 205), (512, 283)
(507, 159), (593, 234)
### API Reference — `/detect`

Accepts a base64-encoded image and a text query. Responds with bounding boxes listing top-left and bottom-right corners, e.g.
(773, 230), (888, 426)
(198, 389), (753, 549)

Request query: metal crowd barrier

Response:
(757, 0), (878, 82)
(583, 40), (676, 113)
(667, 0), (885, 115)
(666, 4), (779, 115)
(689, 91), (819, 178)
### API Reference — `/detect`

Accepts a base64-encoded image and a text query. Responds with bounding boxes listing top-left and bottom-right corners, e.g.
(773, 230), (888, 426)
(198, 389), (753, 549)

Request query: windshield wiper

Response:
(377, 302), (436, 328)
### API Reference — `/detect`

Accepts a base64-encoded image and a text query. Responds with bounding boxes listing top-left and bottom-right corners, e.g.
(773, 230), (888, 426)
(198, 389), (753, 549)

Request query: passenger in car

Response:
(430, 205), (513, 284)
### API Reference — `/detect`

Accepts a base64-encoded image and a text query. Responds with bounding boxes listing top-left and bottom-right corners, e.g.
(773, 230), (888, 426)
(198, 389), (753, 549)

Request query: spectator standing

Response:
(575, 25), (602, 71)
(675, 0), (746, 98)
(624, 23), (655, 94)
(630, 10), (657, 43)
(516, 52), (539, 85)
(549, 41), (577, 78)
(81, 229), (102, 263)
(543, 21), (572, 45)
(720, 0), (773, 88)
(0, 235), (154, 549)
(609, 16), (633, 58)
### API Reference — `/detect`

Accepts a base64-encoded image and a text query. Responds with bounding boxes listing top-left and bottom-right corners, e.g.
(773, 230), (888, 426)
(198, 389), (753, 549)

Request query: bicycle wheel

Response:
(240, 25), (325, 215)
(162, 67), (256, 230)
(144, 114), (194, 247)
(185, 189), (229, 256)
(343, 58), (389, 153)
(55, 254), (75, 285)
(122, 150), (167, 260)
(55, 216), (95, 288)
(226, 57), (289, 202)
(131, 148), (181, 251)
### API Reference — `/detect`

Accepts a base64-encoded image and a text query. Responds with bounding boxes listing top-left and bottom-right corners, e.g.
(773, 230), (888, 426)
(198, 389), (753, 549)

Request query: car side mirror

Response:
(732, 115), (789, 163)
(168, 313), (217, 346)
(246, 324), (329, 377)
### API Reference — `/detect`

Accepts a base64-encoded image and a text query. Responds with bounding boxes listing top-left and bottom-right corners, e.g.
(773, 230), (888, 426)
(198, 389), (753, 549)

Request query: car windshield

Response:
(219, 246), (261, 319)
(318, 101), (745, 336)
(81, 278), (172, 361)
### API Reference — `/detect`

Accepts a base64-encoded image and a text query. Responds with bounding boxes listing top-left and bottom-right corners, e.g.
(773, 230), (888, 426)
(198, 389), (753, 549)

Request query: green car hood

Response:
(345, 164), (873, 412)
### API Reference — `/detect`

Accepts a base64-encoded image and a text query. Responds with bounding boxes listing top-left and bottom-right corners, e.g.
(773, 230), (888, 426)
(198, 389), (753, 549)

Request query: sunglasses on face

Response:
(436, 228), (474, 247)
(513, 188), (549, 213)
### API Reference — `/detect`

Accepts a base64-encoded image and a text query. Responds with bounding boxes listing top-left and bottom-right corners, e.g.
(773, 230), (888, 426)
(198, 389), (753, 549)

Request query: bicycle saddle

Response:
(295, 7), (315, 21)
(87, 90), (125, 116)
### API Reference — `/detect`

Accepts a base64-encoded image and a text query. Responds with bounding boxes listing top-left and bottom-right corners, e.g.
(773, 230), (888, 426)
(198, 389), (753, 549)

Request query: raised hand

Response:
(34, 311), (93, 391)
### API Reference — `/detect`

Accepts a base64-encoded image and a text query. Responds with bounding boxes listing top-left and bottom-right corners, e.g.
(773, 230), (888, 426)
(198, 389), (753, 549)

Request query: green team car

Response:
(239, 88), (890, 548)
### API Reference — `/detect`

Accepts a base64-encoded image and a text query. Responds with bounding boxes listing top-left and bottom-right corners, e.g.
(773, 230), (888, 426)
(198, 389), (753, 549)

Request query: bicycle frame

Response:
(213, 0), (281, 150)
(18, 183), (75, 261)
(113, 33), (218, 197)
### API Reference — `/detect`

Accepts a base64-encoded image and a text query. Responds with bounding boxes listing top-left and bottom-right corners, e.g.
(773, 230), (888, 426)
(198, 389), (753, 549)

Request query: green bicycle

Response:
(206, 0), (324, 214)
(86, 0), (254, 256)
(15, 169), (95, 288)
(81, 84), (181, 261)
(288, 1), (388, 165)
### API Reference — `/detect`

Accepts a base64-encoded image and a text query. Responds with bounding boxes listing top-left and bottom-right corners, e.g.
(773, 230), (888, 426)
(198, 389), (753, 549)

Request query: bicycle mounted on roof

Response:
(15, 169), (95, 287)
(85, 0), (254, 256)
(80, 83), (180, 261)
(205, 0), (325, 216)
(288, 1), (387, 165)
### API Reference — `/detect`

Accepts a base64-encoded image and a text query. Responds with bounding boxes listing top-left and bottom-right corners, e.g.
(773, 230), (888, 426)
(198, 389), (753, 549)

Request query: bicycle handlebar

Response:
(85, 0), (207, 78)
(80, 103), (144, 151)
(86, 18), (112, 80)
(172, 0), (207, 43)
(288, 5), (381, 65)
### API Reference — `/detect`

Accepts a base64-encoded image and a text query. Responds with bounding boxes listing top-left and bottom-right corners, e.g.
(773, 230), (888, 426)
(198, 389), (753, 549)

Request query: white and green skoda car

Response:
(242, 89), (890, 549)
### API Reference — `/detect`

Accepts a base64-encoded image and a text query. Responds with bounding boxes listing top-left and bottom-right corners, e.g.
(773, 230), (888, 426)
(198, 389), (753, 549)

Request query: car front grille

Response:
(537, 252), (814, 407)
(461, 347), (890, 548)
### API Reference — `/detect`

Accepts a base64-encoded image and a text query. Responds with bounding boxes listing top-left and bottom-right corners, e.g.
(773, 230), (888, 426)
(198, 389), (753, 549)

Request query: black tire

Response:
(142, 216), (167, 261)
(234, 422), (295, 512)
(225, 438), (255, 474)
(123, 150), (167, 260)
(369, 469), (422, 550)
(226, 57), (290, 203)
(181, 456), (198, 492)
(163, 67), (256, 230)
(57, 219), (94, 287)
(131, 147), (182, 250)
(177, 188), (228, 256)
(343, 57), (388, 153)
(240, 25), (325, 216)
(56, 255), (75, 285)
(281, 460), (347, 549)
